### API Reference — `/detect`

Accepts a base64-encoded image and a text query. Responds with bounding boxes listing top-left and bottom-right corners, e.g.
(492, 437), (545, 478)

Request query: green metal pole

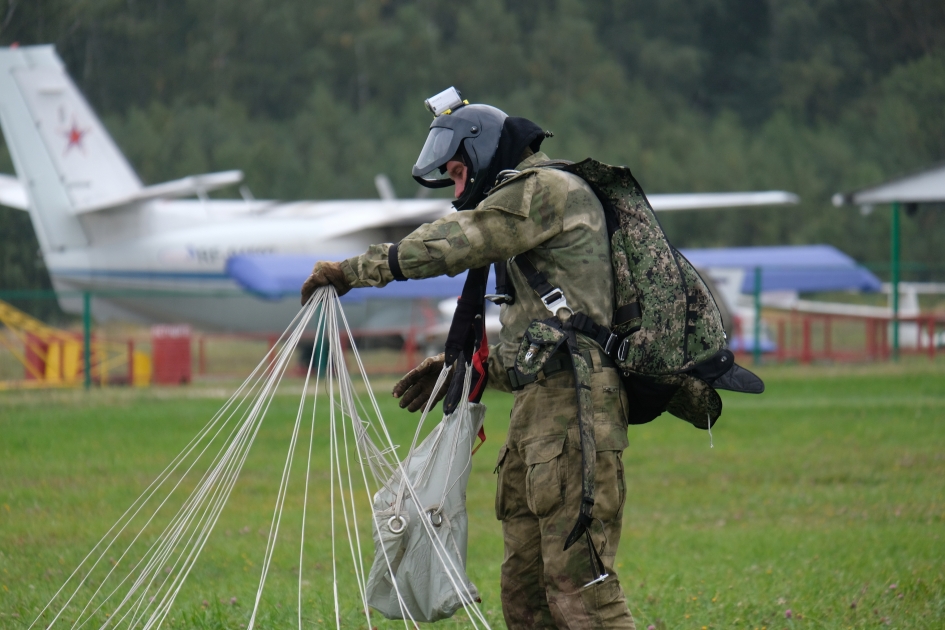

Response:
(83, 291), (92, 390)
(753, 266), (762, 365)
(891, 201), (900, 361)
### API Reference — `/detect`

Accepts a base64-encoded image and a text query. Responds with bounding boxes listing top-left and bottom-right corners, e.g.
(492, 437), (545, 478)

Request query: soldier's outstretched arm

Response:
(337, 169), (569, 290)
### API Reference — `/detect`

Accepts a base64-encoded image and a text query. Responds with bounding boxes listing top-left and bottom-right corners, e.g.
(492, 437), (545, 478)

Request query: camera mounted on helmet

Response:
(412, 87), (509, 210)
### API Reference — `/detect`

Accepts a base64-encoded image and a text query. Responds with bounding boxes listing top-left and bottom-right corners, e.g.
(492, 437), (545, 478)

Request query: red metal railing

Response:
(742, 311), (944, 364)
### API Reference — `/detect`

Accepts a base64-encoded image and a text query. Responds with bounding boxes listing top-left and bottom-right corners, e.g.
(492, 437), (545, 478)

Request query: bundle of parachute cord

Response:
(29, 287), (492, 630)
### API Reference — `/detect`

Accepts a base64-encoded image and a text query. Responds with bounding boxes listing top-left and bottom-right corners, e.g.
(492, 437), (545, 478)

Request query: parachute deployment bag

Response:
(365, 399), (484, 622)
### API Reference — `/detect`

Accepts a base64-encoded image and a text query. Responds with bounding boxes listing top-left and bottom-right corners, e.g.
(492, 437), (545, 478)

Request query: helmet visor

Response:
(413, 127), (458, 183)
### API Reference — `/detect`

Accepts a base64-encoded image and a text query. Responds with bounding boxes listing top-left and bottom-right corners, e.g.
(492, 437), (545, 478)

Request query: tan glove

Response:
(392, 353), (453, 412)
(300, 261), (351, 304)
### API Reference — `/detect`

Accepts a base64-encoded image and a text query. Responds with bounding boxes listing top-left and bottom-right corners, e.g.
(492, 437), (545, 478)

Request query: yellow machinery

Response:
(0, 298), (151, 390)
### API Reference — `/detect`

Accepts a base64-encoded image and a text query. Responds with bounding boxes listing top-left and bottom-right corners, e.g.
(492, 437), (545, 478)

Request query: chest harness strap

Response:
(512, 255), (641, 360)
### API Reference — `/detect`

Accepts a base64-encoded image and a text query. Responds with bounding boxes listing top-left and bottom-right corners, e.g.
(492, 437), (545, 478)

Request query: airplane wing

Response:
(648, 191), (799, 211)
(0, 173), (28, 210)
(78, 170), (245, 213)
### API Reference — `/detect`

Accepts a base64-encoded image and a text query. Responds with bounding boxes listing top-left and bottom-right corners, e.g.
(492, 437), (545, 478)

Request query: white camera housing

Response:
(424, 87), (465, 117)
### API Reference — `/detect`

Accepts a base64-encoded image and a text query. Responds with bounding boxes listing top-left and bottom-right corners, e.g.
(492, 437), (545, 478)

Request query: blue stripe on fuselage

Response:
(49, 268), (231, 281)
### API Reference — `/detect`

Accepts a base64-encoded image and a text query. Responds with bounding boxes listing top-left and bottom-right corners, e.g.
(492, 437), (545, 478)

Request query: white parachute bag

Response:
(366, 368), (485, 622)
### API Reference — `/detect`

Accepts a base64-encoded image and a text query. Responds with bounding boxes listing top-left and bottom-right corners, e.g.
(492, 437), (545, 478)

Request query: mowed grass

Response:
(1, 361), (944, 629)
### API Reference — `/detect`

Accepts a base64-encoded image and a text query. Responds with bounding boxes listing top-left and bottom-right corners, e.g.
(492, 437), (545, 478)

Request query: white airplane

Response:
(0, 45), (800, 332)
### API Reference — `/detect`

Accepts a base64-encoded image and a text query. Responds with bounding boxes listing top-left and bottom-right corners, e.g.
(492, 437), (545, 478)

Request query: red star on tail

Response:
(63, 120), (90, 154)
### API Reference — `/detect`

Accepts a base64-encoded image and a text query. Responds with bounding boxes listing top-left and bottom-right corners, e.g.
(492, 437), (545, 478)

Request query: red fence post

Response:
(127, 339), (134, 385)
(879, 319), (891, 359)
(403, 327), (418, 373)
(802, 317), (812, 364)
(929, 317), (936, 361)
(824, 315), (832, 361)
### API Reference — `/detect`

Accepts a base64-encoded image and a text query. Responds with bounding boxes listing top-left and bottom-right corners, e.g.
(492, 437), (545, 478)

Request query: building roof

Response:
(832, 162), (945, 206)
(680, 244), (882, 293)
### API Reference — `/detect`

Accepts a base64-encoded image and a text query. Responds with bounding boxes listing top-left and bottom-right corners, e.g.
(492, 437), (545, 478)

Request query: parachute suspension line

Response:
(331, 326), (373, 627)
(707, 413), (714, 448)
(247, 295), (324, 630)
(371, 360), (490, 628)
(34, 286), (492, 629)
(96, 300), (310, 627)
(334, 293), (491, 628)
(324, 297), (366, 629)
(328, 300), (418, 628)
(146, 297), (317, 630)
(331, 298), (488, 628)
(138, 296), (319, 630)
(77, 298), (318, 630)
(29, 301), (314, 630)
(299, 301), (327, 630)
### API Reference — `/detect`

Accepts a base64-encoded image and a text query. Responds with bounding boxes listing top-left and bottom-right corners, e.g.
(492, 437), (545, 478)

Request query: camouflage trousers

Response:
(495, 363), (636, 629)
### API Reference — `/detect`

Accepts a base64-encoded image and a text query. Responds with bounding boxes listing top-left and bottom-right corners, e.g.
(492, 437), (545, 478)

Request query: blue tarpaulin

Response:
(680, 245), (881, 293)
(226, 253), (492, 301)
(227, 244), (880, 300)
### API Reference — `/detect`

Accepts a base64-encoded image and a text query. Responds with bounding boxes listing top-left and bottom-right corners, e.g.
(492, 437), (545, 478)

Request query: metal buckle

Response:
(540, 288), (571, 316)
(603, 332), (618, 355)
(484, 293), (512, 304)
(617, 338), (630, 362)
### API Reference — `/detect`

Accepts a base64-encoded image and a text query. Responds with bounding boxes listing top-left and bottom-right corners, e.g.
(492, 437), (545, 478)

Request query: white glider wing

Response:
(649, 191), (799, 211)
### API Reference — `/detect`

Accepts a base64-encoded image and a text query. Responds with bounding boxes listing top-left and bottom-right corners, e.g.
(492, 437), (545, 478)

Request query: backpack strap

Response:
(512, 254), (572, 317)
(512, 254), (643, 359)
(485, 260), (516, 305)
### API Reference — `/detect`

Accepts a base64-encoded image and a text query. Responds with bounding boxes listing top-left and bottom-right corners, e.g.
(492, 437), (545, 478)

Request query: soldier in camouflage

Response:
(301, 99), (636, 629)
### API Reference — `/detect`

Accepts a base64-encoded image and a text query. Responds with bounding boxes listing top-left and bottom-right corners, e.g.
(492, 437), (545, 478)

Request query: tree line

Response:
(2, 0), (944, 293)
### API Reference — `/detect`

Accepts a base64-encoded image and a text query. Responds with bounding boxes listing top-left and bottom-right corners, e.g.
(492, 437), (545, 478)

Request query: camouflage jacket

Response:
(340, 151), (614, 391)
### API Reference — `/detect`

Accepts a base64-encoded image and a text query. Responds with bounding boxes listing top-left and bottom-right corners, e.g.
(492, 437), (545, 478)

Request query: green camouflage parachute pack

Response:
(503, 158), (763, 429)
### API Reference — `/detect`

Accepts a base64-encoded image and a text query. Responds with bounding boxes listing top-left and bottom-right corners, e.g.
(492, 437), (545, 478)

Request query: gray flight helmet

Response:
(412, 103), (508, 210)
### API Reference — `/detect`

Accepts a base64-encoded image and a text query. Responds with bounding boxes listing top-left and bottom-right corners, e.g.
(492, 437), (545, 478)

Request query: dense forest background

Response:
(2, 0), (944, 291)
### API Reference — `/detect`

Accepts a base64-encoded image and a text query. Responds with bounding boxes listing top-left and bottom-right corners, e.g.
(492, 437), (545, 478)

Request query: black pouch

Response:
(621, 373), (681, 425)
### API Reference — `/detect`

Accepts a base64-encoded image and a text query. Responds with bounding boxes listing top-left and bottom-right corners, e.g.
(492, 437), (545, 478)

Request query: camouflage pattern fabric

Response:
(495, 366), (635, 629)
(341, 152), (632, 625)
(339, 151), (615, 389)
(647, 373), (723, 428)
(513, 319), (568, 380)
(666, 375), (722, 428)
(562, 159), (726, 376)
(513, 319), (598, 542)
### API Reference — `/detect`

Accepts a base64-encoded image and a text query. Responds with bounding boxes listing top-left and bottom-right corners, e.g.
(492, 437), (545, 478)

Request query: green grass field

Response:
(1, 361), (944, 629)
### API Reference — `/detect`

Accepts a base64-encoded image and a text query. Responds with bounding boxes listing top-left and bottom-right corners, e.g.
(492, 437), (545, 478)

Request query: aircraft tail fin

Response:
(0, 45), (143, 251)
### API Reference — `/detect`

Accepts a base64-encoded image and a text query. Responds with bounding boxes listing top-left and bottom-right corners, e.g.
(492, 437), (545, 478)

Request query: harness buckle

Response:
(617, 338), (630, 362)
(484, 293), (512, 304)
(540, 288), (571, 316)
(603, 332), (618, 355)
